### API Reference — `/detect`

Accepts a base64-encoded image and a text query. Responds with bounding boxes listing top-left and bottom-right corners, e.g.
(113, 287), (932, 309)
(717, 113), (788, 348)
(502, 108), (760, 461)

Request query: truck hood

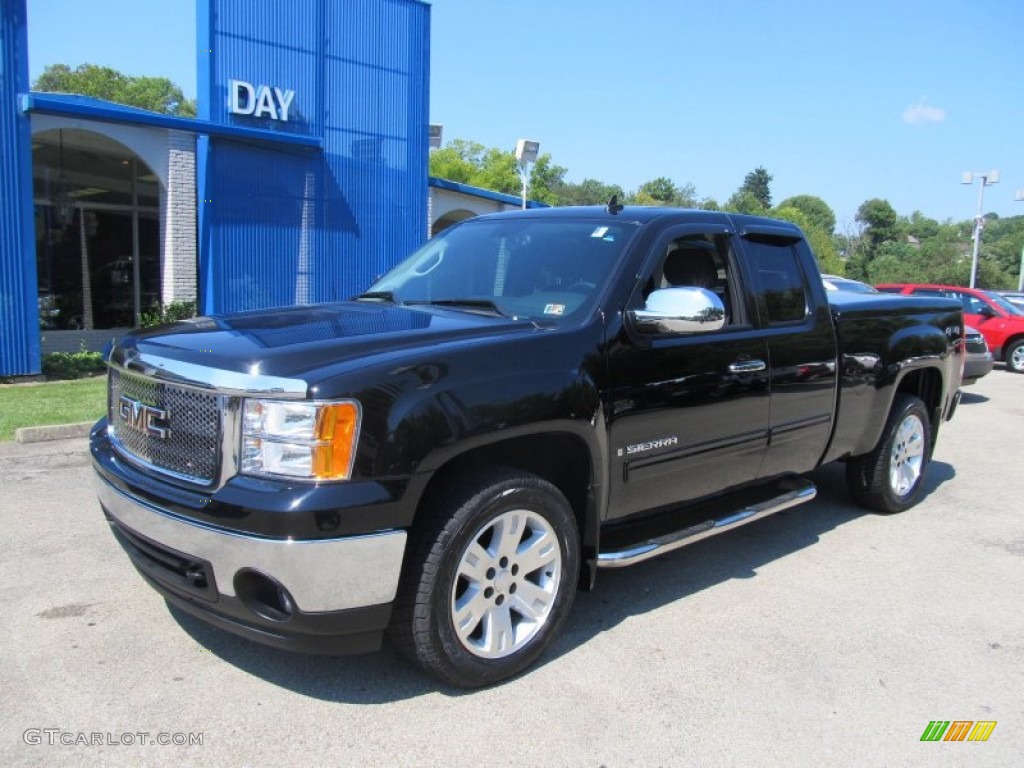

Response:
(112, 301), (539, 384)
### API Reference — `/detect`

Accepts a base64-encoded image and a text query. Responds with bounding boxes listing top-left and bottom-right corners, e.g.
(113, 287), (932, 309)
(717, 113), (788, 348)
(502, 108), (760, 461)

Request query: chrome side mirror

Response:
(631, 287), (726, 334)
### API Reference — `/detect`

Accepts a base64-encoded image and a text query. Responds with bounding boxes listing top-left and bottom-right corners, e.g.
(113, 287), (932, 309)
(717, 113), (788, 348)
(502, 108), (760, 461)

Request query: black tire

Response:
(1005, 338), (1024, 373)
(846, 393), (932, 514)
(390, 467), (580, 688)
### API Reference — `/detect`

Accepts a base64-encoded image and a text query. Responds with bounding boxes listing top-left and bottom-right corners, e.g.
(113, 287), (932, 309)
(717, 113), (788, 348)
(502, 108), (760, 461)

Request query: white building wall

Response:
(162, 130), (197, 305)
(430, 188), (521, 219)
(429, 187), (524, 236)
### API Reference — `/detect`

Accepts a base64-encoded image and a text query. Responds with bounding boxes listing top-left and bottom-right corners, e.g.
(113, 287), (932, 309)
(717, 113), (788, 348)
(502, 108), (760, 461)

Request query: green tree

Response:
(917, 237), (979, 285)
(777, 195), (836, 234)
(982, 215), (1024, 287)
(856, 198), (901, 249)
(628, 177), (697, 207)
(552, 178), (625, 206)
(428, 139), (483, 184)
(528, 155), (568, 206)
(428, 139), (530, 198)
(848, 198), (903, 279)
(863, 241), (926, 283)
(861, 224), (1012, 288)
(724, 188), (767, 215)
(771, 205), (845, 275)
(33, 63), (196, 116)
(474, 147), (519, 195)
(903, 210), (941, 241)
(738, 166), (773, 209)
(635, 177), (675, 205)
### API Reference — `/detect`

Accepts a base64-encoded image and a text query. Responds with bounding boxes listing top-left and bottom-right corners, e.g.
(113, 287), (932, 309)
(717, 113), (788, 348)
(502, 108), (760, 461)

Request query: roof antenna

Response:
(606, 194), (624, 215)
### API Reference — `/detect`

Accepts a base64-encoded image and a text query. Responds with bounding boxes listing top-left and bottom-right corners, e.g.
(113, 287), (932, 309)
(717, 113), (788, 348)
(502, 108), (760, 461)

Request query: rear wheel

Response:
(391, 467), (579, 688)
(846, 394), (932, 514)
(1005, 339), (1024, 373)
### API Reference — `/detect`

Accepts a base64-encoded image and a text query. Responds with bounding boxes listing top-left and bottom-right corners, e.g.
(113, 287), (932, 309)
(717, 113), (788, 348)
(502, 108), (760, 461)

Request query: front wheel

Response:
(1005, 339), (1024, 373)
(391, 468), (580, 688)
(846, 394), (932, 514)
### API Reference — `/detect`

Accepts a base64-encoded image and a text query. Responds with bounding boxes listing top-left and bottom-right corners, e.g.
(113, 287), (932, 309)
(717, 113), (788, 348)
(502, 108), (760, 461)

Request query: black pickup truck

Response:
(91, 205), (964, 687)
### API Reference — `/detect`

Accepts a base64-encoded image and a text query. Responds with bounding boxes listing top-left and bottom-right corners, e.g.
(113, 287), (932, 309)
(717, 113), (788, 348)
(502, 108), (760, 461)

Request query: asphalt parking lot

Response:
(1, 369), (1021, 767)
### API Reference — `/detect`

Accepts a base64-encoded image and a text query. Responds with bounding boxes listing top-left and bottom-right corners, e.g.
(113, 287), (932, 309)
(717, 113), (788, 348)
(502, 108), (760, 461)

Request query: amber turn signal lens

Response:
(312, 402), (361, 480)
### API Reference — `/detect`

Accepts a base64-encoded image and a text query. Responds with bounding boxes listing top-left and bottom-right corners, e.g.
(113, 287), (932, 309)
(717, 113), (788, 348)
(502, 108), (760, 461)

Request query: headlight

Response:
(241, 399), (361, 481)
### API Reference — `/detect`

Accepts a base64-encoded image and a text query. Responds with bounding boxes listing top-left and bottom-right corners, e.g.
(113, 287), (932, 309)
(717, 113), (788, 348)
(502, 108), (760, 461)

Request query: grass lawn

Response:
(0, 376), (107, 441)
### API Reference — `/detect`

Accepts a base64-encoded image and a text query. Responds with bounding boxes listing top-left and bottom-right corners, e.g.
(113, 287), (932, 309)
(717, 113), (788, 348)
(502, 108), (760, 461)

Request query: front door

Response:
(606, 225), (770, 521)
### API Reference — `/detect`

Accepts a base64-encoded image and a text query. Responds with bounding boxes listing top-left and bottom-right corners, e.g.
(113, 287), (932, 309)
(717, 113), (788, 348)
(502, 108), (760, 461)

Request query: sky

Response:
(26, 0), (1024, 231)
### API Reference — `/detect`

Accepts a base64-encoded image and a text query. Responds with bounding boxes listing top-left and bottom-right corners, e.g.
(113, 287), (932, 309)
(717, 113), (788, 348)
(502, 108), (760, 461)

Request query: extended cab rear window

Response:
(743, 236), (809, 324)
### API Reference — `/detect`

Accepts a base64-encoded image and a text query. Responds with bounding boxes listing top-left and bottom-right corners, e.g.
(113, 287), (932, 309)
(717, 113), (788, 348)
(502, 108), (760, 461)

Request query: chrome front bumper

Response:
(94, 471), (407, 613)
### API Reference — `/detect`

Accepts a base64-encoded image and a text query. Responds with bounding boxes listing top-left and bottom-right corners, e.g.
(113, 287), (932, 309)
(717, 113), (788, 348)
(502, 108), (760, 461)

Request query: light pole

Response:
(961, 170), (999, 288)
(426, 125), (442, 238)
(515, 139), (540, 209)
(1015, 189), (1024, 291)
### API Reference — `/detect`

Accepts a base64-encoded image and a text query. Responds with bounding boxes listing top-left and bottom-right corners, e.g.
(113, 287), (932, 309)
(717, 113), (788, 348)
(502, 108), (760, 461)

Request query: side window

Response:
(910, 288), (945, 297)
(963, 295), (988, 314)
(639, 233), (739, 327)
(934, 290), (979, 314)
(744, 236), (808, 324)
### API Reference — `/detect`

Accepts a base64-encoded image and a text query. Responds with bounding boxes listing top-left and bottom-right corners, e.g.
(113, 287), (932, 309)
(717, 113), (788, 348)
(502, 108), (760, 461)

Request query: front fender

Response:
(379, 365), (608, 587)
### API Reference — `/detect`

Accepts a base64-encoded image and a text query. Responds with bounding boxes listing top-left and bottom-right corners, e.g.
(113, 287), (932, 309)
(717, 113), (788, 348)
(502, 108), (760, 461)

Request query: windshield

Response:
(365, 217), (640, 324)
(981, 291), (1024, 316)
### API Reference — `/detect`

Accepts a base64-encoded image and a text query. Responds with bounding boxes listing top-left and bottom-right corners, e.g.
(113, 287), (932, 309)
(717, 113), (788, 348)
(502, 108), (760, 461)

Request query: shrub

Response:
(141, 300), (197, 328)
(41, 349), (106, 380)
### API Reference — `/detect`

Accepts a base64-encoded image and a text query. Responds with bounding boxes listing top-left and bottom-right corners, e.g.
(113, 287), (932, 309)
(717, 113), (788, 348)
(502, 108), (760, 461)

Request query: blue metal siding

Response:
(203, 142), (321, 310)
(199, 0), (429, 314)
(0, 0), (41, 375)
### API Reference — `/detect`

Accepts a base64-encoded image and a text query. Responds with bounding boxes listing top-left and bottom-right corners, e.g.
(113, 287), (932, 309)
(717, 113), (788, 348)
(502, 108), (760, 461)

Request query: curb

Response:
(15, 422), (94, 444)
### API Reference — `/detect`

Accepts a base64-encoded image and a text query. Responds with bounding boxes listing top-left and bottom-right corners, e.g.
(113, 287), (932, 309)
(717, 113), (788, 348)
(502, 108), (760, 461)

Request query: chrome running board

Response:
(597, 478), (816, 569)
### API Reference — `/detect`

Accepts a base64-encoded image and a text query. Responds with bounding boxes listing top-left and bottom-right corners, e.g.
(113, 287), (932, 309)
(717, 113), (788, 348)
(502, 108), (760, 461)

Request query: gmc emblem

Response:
(118, 396), (171, 439)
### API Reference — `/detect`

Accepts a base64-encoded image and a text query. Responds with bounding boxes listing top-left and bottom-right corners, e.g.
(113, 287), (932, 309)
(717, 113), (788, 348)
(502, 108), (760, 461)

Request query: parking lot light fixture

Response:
(961, 171), (999, 288)
(515, 139), (540, 210)
(429, 124), (443, 150)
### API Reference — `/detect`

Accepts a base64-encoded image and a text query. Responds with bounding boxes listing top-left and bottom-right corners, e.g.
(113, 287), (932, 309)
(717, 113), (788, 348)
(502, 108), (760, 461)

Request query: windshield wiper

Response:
(355, 290), (398, 303)
(405, 299), (510, 318)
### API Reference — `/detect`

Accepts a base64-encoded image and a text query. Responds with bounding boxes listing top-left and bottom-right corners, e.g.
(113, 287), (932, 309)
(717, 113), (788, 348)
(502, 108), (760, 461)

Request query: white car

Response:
(822, 274), (878, 294)
(997, 291), (1024, 309)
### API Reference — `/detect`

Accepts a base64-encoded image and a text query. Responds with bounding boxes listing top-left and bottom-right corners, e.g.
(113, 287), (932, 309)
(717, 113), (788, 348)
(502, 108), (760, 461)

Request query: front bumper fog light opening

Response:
(234, 569), (296, 623)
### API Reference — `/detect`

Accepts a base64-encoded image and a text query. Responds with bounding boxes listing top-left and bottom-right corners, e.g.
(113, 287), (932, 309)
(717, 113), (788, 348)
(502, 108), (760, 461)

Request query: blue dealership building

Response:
(1, 0), (440, 376)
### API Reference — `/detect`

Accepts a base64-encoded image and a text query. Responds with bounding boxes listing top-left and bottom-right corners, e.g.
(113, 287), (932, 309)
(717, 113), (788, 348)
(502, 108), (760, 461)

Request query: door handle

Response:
(728, 359), (766, 374)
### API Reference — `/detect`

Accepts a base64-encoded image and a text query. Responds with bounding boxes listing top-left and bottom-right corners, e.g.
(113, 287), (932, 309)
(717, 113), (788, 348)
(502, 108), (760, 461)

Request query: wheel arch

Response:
(999, 333), (1024, 365)
(894, 366), (944, 448)
(413, 431), (601, 590)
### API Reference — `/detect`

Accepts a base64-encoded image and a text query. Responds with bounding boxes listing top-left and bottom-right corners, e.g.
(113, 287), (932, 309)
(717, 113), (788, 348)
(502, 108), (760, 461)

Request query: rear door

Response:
(736, 227), (838, 477)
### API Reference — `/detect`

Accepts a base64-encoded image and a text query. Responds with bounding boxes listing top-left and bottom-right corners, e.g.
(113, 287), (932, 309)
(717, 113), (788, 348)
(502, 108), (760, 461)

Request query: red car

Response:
(876, 283), (1024, 373)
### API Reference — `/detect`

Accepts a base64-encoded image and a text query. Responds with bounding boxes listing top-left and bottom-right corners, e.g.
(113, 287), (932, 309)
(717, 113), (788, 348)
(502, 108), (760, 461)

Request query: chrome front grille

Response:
(108, 368), (221, 484)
